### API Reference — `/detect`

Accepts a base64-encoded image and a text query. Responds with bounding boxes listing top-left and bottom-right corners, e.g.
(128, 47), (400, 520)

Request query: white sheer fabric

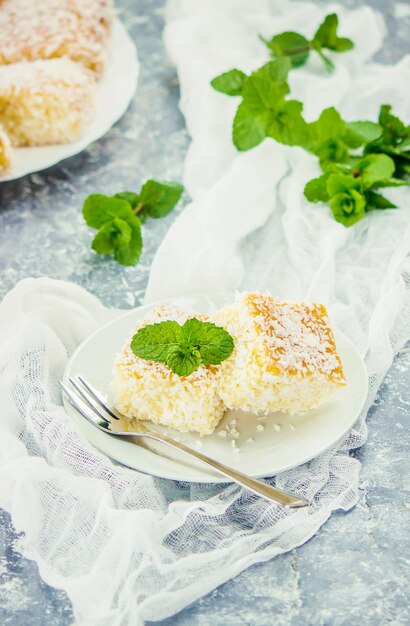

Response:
(0, 2), (409, 625)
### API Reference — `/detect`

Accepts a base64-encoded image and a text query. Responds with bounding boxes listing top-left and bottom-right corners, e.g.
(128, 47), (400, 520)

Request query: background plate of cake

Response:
(63, 293), (368, 483)
(0, 0), (138, 182)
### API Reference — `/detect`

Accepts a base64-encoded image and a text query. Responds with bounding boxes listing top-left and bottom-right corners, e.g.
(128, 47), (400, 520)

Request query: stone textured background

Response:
(0, 0), (409, 624)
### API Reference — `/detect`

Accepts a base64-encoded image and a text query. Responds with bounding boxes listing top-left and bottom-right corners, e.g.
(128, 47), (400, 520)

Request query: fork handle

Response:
(142, 432), (308, 508)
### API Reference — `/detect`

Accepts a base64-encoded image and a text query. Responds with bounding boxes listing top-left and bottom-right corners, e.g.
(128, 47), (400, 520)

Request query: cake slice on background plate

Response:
(213, 292), (346, 415)
(0, 0), (115, 74)
(111, 305), (226, 436)
(0, 59), (97, 147)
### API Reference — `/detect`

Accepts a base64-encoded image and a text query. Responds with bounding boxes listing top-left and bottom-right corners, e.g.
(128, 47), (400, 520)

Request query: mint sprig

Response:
(364, 105), (410, 178)
(83, 180), (183, 266)
(131, 318), (234, 377)
(261, 13), (353, 73)
(303, 152), (402, 226)
(212, 60), (310, 151)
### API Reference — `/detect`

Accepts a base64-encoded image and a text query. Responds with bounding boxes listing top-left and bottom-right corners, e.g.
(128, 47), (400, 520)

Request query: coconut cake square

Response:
(111, 305), (225, 436)
(213, 292), (346, 415)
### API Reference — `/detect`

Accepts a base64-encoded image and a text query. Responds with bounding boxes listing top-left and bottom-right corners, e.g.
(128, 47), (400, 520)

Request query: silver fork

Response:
(60, 376), (309, 508)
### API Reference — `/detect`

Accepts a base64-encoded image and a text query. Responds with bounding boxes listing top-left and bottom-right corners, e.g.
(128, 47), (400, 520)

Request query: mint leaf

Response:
(131, 320), (182, 363)
(330, 189), (366, 226)
(310, 107), (345, 140)
(233, 103), (266, 150)
(91, 227), (114, 255)
(92, 217), (142, 266)
(365, 190), (397, 210)
(263, 31), (310, 67)
(166, 348), (201, 377)
(83, 195), (143, 266)
(83, 194), (136, 228)
(379, 104), (407, 142)
(253, 58), (291, 83)
(183, 319), (234, 364)
(114, 191), (140, 209)
(355, 154), (395, 188)
(241, 72), (289, 113)
(364, 105), (410, 177)
(83, 179), (183, 266)
(312, 14), (353, 52)
(373, 179), (410, 188)
(130, 318), (234, 376)
(112, 219), (142, 266)
(138, 180), (184, 221)
(327, 173), (359, 196)
(304, 173), (331, 202)
(266, 99), (310, 147)
(211, 69), (247, 95)
(345, 121), (382, 145)
(231, 69), (287, 150)
(236, 67), (309, 147)
(308, 107), (351, 166)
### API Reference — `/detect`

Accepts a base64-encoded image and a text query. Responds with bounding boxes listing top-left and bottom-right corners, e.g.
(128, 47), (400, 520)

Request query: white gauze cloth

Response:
(0, 2), (409, 626)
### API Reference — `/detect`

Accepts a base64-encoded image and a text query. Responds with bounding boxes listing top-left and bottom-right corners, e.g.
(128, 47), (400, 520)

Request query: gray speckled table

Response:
(0, 1), (409, 624)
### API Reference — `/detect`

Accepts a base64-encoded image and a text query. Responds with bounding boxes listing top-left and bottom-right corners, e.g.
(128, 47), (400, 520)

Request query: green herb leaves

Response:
(210, 69), (247, 96)
(131, 318), (235, 376)
(83, 195), (143, 265)
(262, 32), (310, 68)
(364, 104), (410, 177)
(304, 151), (402, 226)
(83, 180), (183, 266)
(211, 12), (354, 153)
(224, 60), (309, 151)
(211, 10), (409, 228)
(262, 13), (353, 72)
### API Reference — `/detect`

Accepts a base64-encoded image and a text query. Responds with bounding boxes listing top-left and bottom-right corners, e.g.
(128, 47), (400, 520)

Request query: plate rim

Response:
(0, 18), (138, 183)
(63, 293), (369, 483)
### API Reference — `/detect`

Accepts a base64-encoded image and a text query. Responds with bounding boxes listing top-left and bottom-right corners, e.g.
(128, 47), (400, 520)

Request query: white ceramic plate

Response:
(0, 19), (139, 182)
(63, 294), (368, 483)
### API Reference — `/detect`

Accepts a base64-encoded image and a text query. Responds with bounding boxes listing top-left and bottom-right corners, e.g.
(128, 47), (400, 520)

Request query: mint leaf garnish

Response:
(131, 318), (234, 377)
(312, 13), (354, 53)
(308, 107), (351, 167)
(114, 191), (140, 209)
(131, 320), (182, 363)
(304, 173), (331, 203)
(138, 180), (184, 221)
(345, 121), (382, 145)
(231, 64), (309, 151)
(355, 154), (395, 188)
(262, 32), (310, 68)
(233, 103), (267, 150)
(329, 189), (366, 226)
(167, 348), (201, 377)
(83, 195), (143, 266)
(364, 105), (410, 177)
(83, 195), (135, 228)
(261, 13), (353, 73)
(211, 69), (247, 95)
(83, 179), (183, 266)
(326, 172), (359, 196)
(365, 190), (397, 210)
